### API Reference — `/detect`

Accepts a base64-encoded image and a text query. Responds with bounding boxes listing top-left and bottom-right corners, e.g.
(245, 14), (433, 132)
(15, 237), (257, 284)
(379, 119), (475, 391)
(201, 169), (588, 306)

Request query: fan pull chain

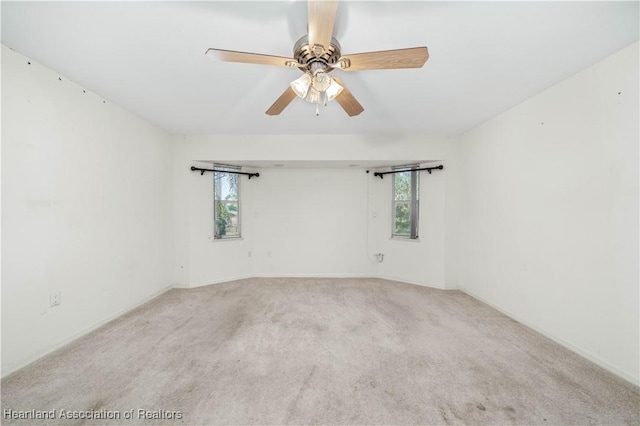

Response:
(316, 104), (320, 116)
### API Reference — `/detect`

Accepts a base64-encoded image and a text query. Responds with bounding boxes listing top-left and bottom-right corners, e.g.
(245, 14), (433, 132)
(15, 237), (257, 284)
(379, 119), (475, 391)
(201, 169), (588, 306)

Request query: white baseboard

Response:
(1, 284), (174, 379)
(182, 274), (255, 288)
(459, 287), (639, 387)
(253, 272), (372, 279)
(376, 274), (447, 290)
(184, 274), (446, 289)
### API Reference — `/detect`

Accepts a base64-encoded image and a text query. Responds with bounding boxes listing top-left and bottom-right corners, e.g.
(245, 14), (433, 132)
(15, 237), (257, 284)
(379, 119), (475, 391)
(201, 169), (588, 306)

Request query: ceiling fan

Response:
(205, 0), (429, 117)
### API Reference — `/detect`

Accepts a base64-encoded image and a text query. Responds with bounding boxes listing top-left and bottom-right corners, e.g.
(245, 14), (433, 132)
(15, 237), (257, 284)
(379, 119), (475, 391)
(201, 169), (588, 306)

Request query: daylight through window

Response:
(392, 166), (419, 239)
(214, 164), (241, 239)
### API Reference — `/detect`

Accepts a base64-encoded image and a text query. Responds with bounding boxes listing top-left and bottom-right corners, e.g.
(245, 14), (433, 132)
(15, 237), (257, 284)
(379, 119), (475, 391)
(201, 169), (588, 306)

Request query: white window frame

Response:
(214, 164), (241, 240)
(391, 165), (420, 240)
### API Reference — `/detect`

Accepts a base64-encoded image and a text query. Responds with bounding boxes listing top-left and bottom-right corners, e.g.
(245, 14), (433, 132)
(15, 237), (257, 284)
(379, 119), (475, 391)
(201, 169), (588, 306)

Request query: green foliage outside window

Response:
(395, 203), (411, 236)
(392, 168), (419, 239)
(214, 167), (240, 239)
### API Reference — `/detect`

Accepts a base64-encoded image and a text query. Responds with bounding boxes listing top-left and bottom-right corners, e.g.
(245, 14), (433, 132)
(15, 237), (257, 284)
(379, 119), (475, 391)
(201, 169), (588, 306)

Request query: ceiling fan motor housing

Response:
(293, 35), (342, 74)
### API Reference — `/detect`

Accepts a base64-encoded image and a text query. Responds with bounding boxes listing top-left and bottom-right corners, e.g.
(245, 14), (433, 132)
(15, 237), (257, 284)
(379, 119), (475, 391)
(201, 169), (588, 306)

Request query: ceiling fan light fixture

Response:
(290, 73), (312, 98)
(311, 70), (331, 92)
(290, 71), (341, 106)
(305, 86), (322, 104)
(325, 78), (343, 101)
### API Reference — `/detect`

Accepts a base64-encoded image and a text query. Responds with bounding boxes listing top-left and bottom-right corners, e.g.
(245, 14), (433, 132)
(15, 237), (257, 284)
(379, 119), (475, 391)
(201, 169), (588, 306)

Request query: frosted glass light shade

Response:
(305, 86), (322, 104)
(290, 73), (312, 98)
(312, 70), (331, 92)
(291, 71), (343, 106)
(325, 79), (343, 101)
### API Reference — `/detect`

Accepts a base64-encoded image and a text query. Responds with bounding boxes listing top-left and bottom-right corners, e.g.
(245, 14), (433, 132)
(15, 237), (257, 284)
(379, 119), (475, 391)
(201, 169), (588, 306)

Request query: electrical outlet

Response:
(49, 292), (62, 307)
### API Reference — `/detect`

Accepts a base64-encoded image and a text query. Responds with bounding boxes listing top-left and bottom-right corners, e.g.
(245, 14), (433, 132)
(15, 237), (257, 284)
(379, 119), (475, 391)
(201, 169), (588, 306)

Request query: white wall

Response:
(457, 42), (639, 384)
(173, 159), (255, 287)
(252, 168), (372, 277)
(444, 141), (461, 289)
(369, 164), (447, 288)
(171, 135), (455, 288)
(1, 46), (174, 376)
(176, 135), (450, 163)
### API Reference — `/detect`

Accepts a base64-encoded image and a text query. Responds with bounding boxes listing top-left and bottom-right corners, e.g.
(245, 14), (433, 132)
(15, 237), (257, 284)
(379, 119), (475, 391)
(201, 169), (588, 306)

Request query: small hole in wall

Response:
(103, 100), (106, 104)
(618, 92), (622, 95)
(541, 122), (544, 125)
(27, 61), (31, 65)
(58, 77), (62, 81)
(83, 90), (86, 93)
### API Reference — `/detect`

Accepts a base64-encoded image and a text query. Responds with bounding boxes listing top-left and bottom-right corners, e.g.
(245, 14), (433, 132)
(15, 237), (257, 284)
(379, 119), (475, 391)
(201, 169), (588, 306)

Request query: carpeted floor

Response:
(1, 277), (638, 425)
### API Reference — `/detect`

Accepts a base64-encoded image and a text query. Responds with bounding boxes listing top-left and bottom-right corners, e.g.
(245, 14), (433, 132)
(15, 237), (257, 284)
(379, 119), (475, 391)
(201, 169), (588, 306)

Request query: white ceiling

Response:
(2, 1), (638, 136)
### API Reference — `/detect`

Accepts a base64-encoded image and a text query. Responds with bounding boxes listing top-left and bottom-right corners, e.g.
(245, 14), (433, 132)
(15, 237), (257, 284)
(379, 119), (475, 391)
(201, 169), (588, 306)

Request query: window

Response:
(392, 165), (419, 239)
(214, 164), (241, 239)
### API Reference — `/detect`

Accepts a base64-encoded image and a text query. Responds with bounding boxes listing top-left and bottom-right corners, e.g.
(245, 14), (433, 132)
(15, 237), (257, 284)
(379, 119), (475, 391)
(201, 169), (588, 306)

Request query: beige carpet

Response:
(1, 277), (638, 425)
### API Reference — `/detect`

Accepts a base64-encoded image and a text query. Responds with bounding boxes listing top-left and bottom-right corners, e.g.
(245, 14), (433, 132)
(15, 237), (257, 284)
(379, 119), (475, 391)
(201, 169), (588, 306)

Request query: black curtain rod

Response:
(373, 165), (443, 179)
(190, 166), (260, 179)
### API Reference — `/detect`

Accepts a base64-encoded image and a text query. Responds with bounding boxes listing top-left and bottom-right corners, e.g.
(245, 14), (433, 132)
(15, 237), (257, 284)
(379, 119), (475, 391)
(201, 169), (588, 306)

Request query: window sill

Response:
(390, 237), (421, 242)
(210, 237), (244, 242)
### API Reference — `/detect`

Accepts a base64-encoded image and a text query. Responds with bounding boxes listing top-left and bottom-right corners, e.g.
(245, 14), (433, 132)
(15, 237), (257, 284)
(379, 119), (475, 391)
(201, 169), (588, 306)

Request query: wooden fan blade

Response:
(308, 0), (338, 53)
(205, 48), (295, 68)
(340, 47), (429, 71)
(332, 77), (363, 117)
(266, 86), (297, 116)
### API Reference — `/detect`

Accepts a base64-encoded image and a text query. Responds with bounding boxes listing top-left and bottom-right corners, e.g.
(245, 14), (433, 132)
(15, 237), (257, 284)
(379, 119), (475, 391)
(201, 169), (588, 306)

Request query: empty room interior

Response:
(1, 1), (639, 424)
